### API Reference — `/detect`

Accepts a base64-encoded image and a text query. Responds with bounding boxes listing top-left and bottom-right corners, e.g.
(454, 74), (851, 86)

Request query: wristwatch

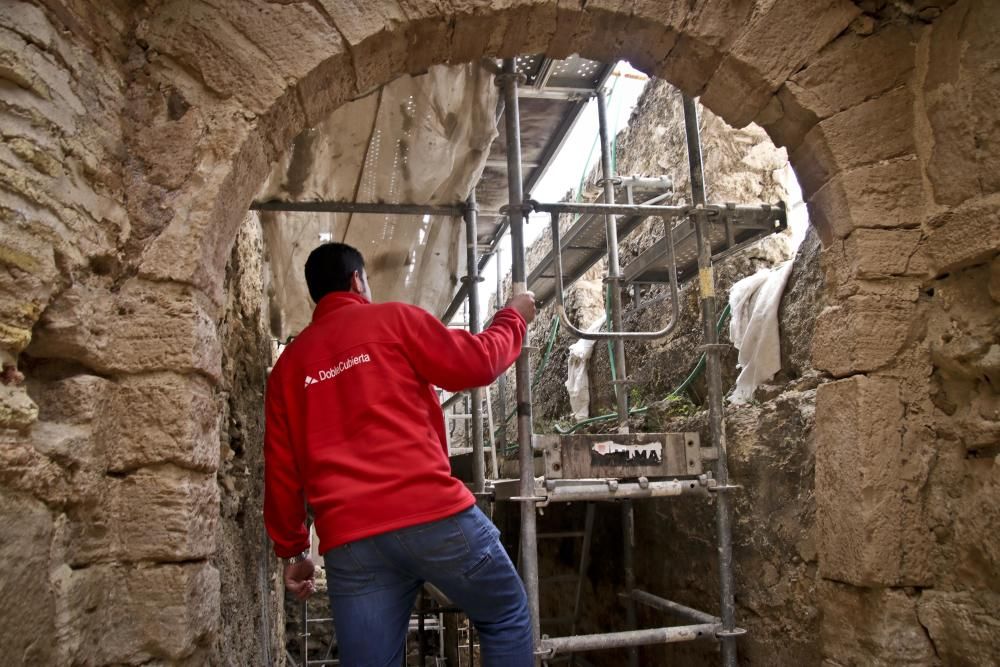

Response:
(285, 549), (310, 564)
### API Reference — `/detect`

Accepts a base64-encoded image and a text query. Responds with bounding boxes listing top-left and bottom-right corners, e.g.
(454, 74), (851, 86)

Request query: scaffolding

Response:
(254, 54), (790, 667)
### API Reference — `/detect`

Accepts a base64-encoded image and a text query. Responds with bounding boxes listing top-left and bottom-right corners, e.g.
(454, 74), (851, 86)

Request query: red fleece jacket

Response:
(264, 292), (525, 558)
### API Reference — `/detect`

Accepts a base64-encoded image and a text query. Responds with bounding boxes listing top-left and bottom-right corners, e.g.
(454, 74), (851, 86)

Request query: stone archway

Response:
(1, 0), (997, 664)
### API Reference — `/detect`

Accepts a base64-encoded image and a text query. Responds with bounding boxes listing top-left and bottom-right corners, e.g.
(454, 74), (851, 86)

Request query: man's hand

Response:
(506, 291), (537, 325)
(284, 557), (316, 601)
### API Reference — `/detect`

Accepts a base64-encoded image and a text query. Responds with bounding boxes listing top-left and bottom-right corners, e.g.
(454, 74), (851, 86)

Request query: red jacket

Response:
(264, 291), (525, 558)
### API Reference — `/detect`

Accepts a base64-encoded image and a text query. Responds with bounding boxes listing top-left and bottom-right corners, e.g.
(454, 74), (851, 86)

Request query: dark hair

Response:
(304, 242), (365, 303)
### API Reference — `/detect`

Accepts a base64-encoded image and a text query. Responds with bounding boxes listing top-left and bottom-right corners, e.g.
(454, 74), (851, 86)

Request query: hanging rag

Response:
(728, 260), (794, 404)
(564, 316), (607, 420)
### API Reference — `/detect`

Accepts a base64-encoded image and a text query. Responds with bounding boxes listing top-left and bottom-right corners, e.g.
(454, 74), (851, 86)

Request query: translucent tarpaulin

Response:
(257, 63), (499, 339)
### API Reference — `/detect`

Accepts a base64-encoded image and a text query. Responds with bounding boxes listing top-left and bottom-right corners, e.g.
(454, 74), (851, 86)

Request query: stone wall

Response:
(216, 214), (283, 665)
(0, 0), (998, 663)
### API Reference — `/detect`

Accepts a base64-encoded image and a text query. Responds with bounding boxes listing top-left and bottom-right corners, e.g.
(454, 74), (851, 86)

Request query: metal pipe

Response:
(540, 479), (704, 503)
(531, 201), (688, 216)
(625, 589), (720, 625)
(539, 624), (719, 656)
(622, 500), (639, 667)
(501, 57), (541, 658)
(682, 93), (738, 667)
(495, 247), (509, 447)
(617, 175), (673, 190)
(250, 200), (465, 217)
(596, 89), (629, 425)
(569, 502), (596, 667)
(464, 193), (487, 507)
(549, 212), (680, 341)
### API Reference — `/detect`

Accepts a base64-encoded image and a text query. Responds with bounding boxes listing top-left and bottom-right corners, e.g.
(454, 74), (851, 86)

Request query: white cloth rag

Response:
(564, 316), (606, 420)
(728, 260), (794, 404)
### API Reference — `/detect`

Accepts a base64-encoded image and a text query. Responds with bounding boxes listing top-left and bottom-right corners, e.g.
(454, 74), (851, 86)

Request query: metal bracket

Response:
(459, 276), (486, 285)
(706, 483), (742, 493)
(494, 71), (528, 86)
(499, 202), (535, 216)
(715, 627), (748, 638)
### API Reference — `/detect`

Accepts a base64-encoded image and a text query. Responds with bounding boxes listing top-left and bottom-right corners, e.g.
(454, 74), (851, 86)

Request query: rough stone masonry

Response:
(0, 0), (998, 664)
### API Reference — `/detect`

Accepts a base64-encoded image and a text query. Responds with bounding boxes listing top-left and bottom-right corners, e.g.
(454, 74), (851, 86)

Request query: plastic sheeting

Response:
(727, 261), (794, 404)
(565, 316), (606, 420)
(256, 63), (499, 339)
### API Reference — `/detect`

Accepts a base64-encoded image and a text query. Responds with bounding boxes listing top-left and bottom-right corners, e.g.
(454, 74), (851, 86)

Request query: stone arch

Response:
(3, 0), (997, 664)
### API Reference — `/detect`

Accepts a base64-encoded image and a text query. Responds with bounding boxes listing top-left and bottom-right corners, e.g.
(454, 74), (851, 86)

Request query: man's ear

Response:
(350, 270), (363, 294)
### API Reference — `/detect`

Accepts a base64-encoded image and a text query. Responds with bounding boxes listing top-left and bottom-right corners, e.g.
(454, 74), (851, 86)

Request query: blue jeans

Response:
(323, 505), (533, 667)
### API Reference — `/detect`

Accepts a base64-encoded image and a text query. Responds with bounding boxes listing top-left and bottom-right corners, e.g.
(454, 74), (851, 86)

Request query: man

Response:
(264, 242), (537, 666)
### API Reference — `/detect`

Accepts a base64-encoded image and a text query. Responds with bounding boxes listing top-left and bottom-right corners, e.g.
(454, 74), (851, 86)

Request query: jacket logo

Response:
(304, 353), (372, 388)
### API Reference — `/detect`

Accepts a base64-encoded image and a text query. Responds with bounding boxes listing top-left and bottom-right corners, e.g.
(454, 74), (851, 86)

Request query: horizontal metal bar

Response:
(539, 624), (719, 655)
(250, 200), (465, 217)
(625, 589), (720, 624)
(518, 87), (596, 100)
(537, 530), (587, 539)
(531, 200), (692, 217)
(486, 158), (540, 169)
(619, 175), (672, 190)
(541, 479), (706, 503)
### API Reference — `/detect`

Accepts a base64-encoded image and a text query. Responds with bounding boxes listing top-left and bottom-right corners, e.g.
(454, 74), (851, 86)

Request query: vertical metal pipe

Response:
(300, 598), (308, 667)
(622, 500), (639, 667)
(569, 502), (597, 667)
(495, 247), (509, 447)
(501, 58), (541, 657)
(682, 94), (738, 667)
(465, 193), (486, 505)
(596, 90), (629, 425)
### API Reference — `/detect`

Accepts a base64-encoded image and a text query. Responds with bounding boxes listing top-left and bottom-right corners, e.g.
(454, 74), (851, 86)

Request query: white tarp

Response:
(256, 63), (499, 339)
(565, 315), (606, 420)
(727, 260), (794, 404)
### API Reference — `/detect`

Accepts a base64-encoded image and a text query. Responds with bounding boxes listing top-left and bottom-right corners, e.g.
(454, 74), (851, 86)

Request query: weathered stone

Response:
(114, 467), (219, 562)
(56, 561), (219, 664)
(922, 193), (1000, 275)
(27, 279), (222, 381)
(30, 373), (110, 424)
(0, 432), (75, 507)
(97, 373), (219, 473)
(820, 582), (937, 665)
(991, 254), (1000, 303)
(917, 591), (1000, 666)
(67, 466), (218, 565)
(845, 228), (927, 279)
(813, 295), (917, 376)
(0, 384), (38, 430)
(816, 375), (910, 586)
(807, 155), (925, 244)
(645, 0), (740, 93)
(793, 86), (917, 197)
(779, 225), (826, 378)
(701, 0), (860, 128)
(921, 0), (1000, 206)
(0, 490), (56, 665)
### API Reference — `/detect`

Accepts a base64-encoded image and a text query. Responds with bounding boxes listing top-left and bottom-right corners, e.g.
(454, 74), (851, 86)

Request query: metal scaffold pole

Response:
(500, 57), (542, 658)
(596, 88), (638, 667)
(464, 192), (487, 507)
(595, 89), (630, 428)
(495, 247), (509, 446)
(682, 93), (740, 667)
